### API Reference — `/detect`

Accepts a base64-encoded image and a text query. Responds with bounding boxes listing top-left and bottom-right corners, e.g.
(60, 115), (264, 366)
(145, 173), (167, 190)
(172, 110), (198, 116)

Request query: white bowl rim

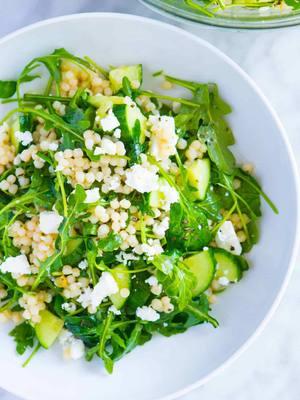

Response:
(0, 12), (299, 400)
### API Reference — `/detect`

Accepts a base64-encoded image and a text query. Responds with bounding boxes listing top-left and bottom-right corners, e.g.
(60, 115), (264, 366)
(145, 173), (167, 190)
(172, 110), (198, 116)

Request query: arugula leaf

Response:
(98, 313), (114, 373)
(9, 322), (36, 355)
(122, 77), (132, 97)
(98, 232), (122, 252)
(63, 106), (91, 132)
(198, 124), (235, 175)
(166, 202), (212, 252)
(0, 80), (17, 98)
(33, 185), (87, 288)
(127, 120), (146, 164)
(153, 253), (196, 311)
(65, 315), (100, 347)
(126, 272), (151, 314)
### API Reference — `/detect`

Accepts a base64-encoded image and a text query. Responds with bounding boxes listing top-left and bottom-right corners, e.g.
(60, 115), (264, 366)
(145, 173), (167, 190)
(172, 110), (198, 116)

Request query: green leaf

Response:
(126, 272), (151, 314)
(0, 80), (17, 98)
(98, 232), (122, 252)
(9, 322), (36, 355)
(166, 202), (212, 252)
(198, 124), (236, 175)
(153, 253), (196, 311)
(65, 315), (100, 347)
(122, 76), (132, 97)
(63, 106), (90, 132)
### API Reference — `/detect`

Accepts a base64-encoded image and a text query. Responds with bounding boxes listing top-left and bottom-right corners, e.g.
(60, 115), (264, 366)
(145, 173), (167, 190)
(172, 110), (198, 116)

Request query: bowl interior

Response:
(141, 0), (300, 29)
(0, 13), (298, 400)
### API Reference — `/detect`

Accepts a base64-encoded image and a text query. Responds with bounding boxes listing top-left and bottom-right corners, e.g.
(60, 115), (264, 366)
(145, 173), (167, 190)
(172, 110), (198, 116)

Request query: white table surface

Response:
(0, 1), (300, 400)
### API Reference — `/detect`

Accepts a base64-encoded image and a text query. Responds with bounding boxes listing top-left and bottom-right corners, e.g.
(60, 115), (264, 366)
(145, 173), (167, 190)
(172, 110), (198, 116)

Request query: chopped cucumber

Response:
(63, 238), (83, 256)
(35, 310), (64, 349)
(183, 249), (216, 296)
(109, 64), (142, 93)
(214, 248), (243, 285)
(10, 119), (20, 152)
(110, 264), (131, 309)
(149, 178), (170, 209)
(113, 103), (146, 143)
(88, 94), (125, 118)
(186, 158), (210, 200)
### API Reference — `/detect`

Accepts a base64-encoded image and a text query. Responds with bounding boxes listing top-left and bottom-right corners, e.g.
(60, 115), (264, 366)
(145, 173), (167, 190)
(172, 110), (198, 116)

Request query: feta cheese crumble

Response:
(100, 110), (120, 132)
(84, 188), (100, 203)
(136, 306), (160, 322)
(125, 164), (159, 193)
(39, 211), (63, 234)
(59, 330), (85, 360)
(78, 259), (88, 270)
(61, 302), (76, 313)
(215, 221), (242, 255)
(109, 305), (121, 315)
(218, 277), (230, 286)
(78, 272), (119, 312)
(0, 254), (31, 278)
(15, 130), (33, 146)
(148, 115), (178, 162)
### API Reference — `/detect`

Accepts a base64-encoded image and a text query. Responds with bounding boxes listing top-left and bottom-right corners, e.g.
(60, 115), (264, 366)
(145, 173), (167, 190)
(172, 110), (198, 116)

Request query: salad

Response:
(182, 0), (298, 18)
(0, 49), (276, 372)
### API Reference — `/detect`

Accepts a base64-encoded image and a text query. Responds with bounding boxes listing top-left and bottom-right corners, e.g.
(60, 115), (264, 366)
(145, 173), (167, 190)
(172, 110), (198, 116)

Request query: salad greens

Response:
(181, 0), (299, 18)
(0, 49), (276, 373)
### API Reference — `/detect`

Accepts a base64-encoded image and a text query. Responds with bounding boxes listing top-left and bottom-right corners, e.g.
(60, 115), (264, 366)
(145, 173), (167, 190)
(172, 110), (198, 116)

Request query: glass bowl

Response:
(141, 0), (300, 29)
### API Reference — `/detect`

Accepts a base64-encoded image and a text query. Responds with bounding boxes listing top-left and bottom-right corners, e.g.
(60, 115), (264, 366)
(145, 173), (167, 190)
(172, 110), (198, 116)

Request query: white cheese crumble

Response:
(108, 305), (121, 315)
(61, 302), (76, 313)
(59, 330), (85, 360)
(153, 217), (169, 238)
(78, 259), (88, 270)
(145, 276), (158, 286)
(215, 221), (242, 255)
(100, 110), (120, 132)
(39, 211), (64, 234)
(136, 306), (160, 322)
(84, 188), (100, 203)
(148, 115), (178, 162)
(159, 181), (179, 211)
(78, 272), (119, 312)
(15, 130), (33, 146)
(0, 254), (31, 278)
(115, 252), (139, 265)
(145, 275), (163, 296)
(134, 239), (164, 258)
(218, 277), (230, 286)
(125, 164), (159, 193)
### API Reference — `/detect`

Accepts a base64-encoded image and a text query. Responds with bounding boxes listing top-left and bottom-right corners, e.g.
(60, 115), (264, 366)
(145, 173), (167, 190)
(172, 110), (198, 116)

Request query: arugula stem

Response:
(23, 94), (71, 104)
(1, 98), (18, 104)
(185, 304), (219, 328)
(140, 214), (147, 244)
(184, 0), (215, 16)
(140, 91), (201, 108)
(98, 312), (113, 357)
(56, 172), (68, 217)
(22, 343), (41, 367)
(211, 201), (237, 234)
(84, 56), (108, 78)
(237, 173), (278, 214)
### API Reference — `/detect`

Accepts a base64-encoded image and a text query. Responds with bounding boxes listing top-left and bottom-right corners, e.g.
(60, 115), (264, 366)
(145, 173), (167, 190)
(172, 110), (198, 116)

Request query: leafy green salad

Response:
(183, 0), (299, 17)
(0, 49), (276, 372)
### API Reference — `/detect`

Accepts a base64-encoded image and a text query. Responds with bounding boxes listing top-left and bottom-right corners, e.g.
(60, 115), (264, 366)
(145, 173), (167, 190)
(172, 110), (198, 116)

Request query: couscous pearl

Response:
(98, 224), (110, 237)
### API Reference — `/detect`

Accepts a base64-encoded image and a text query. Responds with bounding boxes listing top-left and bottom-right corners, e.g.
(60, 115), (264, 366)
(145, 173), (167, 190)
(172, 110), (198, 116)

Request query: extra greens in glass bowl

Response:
(141, 0), (300, 28)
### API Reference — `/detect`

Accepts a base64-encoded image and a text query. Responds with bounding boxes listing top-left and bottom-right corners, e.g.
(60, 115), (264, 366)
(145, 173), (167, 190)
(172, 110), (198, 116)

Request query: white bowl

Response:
(0, 13), (298, 400)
